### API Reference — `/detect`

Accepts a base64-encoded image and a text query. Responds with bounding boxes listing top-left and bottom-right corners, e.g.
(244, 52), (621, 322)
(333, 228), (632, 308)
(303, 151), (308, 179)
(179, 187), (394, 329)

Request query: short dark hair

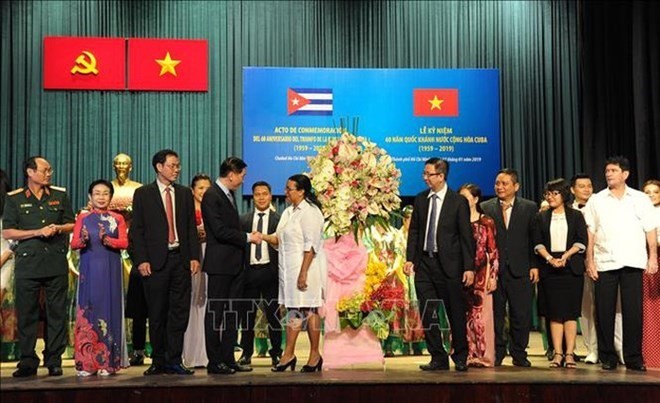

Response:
(570, 173), (592, 188)
(88, 179), (115, 196)
(252, 181), (272, 193)
(190, 173), (212, 189)
(425, 157), (450, 179)
(544, 178), (571, 206)
(23, 156), (45, 180)
(220, 156), (247, 178)
(151, 149), (178, 172)
(497, 168), (519, 184)
(605, 156), (630, 172)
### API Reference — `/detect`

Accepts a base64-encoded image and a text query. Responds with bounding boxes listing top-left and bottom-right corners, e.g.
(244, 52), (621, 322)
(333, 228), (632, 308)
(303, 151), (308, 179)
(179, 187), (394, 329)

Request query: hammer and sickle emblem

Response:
(70, 51), (99, 75)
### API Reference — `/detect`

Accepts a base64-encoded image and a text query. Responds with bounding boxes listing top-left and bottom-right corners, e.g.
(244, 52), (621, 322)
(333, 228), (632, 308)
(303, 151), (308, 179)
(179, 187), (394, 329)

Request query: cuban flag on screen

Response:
(287, 88), (333, 116)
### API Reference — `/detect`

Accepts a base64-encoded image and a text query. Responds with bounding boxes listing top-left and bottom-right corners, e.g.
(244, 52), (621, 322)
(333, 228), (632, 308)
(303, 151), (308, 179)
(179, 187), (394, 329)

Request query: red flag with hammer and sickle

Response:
(43, 37), (126, 90)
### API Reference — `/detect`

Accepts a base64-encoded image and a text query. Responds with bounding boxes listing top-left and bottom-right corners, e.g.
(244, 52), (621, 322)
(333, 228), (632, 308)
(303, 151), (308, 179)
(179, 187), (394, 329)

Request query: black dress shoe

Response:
(48, 366), (63, 376)
(13, 367), (37, 378)
(454, 362), (468, 372)
(207, 363), (236, 375)
(512, 358), (532, 367)
(143, 364), (166, 376)
(545, 348), (555, 361)
(601, 361), (618, 371)
(494, 359), (503, 367)
(129, 353), (145, 366)
(271, 354), (281, 366)
(626, 363), (647, 372)
(420, 361), (449, 371)
(229, 363), (253, 372)
(237, 356), (251, 366)
(166, 363), (195, 375)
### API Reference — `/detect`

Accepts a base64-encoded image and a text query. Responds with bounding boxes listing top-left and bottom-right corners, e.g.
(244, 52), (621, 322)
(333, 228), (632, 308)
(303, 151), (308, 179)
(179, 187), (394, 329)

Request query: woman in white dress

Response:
(263, 174), (326, 372)
(182, 174), (212, 367)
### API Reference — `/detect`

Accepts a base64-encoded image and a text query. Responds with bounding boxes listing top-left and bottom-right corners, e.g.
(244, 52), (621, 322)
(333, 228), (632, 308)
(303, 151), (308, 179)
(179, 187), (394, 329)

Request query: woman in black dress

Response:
(533, 178), (587, 369)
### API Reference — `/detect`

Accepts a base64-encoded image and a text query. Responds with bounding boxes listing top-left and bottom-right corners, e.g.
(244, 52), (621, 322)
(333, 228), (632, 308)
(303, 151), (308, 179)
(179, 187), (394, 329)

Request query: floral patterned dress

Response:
(465, 214), (499, 367)
(71, 210), (129, 374)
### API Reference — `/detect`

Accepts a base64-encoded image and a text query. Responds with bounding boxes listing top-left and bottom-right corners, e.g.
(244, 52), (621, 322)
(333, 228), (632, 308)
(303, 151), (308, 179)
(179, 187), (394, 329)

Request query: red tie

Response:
(165, 187), (175, 243)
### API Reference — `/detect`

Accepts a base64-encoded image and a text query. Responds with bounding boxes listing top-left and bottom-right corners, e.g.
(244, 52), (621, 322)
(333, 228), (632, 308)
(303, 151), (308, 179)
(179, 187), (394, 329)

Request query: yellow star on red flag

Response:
(155, 52), (181, 76)
(428, 95), (444, 110)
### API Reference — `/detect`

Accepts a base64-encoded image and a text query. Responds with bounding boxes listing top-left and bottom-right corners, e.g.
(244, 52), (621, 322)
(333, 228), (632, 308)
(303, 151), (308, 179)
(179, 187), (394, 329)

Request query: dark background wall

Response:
(0, 1), (657, 210)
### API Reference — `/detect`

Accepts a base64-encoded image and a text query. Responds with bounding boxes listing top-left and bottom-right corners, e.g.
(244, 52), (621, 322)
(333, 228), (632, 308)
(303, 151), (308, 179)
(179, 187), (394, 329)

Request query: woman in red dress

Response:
(459, 184), (499, 367)
(642, 179), (660, 369)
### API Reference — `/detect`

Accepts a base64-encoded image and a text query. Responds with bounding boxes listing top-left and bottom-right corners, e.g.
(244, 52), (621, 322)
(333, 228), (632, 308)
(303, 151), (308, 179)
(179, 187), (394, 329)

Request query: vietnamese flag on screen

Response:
(128, 39), (208, 91)
(43, 37), (126, 90)
(413, 89), (459, 117)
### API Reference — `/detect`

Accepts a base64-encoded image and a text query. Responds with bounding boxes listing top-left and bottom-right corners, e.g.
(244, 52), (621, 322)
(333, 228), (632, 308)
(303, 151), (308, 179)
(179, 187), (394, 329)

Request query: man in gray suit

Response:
(480, 168), (539, 367)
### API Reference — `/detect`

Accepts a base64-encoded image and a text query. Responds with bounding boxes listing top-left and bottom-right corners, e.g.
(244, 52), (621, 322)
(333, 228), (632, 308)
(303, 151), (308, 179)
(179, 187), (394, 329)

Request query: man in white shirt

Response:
(584, 156), (658, 372)
(572, 173), (625, 365)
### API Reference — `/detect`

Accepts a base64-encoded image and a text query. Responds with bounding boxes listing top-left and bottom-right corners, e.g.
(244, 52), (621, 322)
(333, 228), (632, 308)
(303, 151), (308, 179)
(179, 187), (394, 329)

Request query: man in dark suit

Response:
(404, 158), (475, 372)
(202, 157), (261, 375)
(480, 168), (539, 367)
(129, 149), (201, 376)
(237, 181), (283, 367)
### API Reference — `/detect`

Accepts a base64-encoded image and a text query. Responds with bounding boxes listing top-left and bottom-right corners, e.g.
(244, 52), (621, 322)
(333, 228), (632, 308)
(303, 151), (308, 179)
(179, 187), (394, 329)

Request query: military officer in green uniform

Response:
(2, 156), (75, 377)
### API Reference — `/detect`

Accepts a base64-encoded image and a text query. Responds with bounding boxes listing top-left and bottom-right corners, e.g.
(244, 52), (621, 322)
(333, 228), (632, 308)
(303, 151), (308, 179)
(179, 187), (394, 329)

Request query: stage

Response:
(1, 332), (659, 402)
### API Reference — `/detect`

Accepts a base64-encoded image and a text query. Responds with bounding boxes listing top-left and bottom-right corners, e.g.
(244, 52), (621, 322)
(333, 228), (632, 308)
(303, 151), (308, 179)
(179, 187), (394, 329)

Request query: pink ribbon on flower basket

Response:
(322, 234), (368, 333)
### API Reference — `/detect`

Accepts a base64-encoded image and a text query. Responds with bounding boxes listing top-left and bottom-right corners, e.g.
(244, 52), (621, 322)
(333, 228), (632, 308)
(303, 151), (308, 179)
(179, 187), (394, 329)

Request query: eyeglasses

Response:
(543, 190), (561, 198)
(35, 168), (54, 175)
(284, 186), (299, 192)
(422, 172), (441, 178)
(164, 163), (181, 171)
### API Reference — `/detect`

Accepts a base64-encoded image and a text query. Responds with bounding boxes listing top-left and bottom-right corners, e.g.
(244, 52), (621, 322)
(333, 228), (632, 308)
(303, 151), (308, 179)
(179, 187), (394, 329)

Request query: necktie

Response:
(501, 201), (511, 229)
(578, 203), (585, 209)
(255, 212), (265, 261)
(425, 194), (438, 256)
(165, 187), (175, 244)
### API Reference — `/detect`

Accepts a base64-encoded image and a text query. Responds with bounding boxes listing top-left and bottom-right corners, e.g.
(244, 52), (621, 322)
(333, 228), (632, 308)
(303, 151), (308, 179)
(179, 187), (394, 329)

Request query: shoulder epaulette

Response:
(49, 185), (67, 192)
(7, 188), (24, 196)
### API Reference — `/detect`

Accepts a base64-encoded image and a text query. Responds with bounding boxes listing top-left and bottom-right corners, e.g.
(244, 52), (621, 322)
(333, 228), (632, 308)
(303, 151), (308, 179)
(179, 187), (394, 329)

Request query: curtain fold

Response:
(1, 0), (581, 209)
(580, 0), (659, 188)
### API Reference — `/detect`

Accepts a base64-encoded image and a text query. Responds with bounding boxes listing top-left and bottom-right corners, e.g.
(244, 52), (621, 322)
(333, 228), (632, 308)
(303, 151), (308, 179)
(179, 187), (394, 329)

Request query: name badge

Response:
(20, 203), (32, 208)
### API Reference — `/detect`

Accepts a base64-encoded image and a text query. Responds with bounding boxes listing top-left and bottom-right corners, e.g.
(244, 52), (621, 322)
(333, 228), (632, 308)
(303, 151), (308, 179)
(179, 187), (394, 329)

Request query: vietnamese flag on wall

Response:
(413, 89), (459, 117)
(128, 39), (208, 91)
(43, 37), (126, 90)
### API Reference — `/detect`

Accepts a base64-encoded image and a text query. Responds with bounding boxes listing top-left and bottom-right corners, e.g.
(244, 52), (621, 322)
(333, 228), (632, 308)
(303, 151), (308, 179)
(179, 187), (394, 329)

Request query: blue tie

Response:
(426, 194), (438, 256)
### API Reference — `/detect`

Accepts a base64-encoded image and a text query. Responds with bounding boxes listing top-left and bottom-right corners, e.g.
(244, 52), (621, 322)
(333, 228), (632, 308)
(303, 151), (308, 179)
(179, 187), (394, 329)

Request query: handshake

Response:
(249, 231), (264, 244)
(248, 231), (277, 247)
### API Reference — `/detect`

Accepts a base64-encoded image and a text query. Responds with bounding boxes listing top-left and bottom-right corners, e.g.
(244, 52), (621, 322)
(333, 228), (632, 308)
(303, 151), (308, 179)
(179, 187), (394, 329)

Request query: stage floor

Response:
(1, 332), (659, 402)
